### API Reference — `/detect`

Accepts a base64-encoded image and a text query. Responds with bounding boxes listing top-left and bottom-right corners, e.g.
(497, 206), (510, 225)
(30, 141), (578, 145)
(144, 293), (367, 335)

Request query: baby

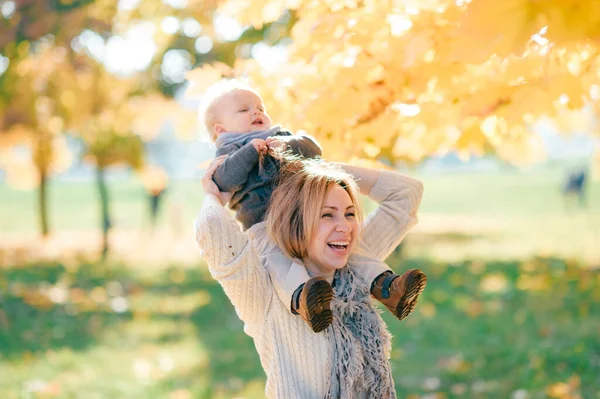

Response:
(201, 79), (427, 332)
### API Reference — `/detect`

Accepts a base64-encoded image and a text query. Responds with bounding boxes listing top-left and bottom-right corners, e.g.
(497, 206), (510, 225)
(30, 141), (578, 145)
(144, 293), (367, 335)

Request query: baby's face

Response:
(214, 89), (272, 135)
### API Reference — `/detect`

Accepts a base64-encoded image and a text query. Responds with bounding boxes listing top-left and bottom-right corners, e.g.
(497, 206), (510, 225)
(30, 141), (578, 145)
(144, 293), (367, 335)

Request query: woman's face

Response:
(306, 184), (359, 274)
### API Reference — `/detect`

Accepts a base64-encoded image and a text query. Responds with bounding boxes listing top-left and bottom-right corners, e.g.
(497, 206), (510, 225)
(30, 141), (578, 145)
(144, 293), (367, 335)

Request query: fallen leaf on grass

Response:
(546, 376), (581, 399)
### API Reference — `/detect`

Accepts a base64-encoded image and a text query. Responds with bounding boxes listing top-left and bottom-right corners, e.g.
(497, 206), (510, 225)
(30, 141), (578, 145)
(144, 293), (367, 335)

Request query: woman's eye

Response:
(322, 213), (333, 218)
(346, 213), (355, 218)
(238, 109), (248, 112)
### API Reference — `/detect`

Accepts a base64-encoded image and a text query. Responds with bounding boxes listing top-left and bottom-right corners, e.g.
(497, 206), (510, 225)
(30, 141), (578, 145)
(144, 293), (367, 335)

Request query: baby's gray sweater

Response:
(213, 126), (322, 229)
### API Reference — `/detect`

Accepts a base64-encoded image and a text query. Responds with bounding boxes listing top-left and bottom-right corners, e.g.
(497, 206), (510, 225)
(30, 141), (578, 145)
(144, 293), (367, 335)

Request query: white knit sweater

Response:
(194, 170), (423, 398)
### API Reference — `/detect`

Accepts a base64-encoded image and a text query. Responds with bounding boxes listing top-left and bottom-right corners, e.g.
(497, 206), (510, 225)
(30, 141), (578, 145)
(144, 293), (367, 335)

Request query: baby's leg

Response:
(348, 249), (392, 286)
(349, 248), (427, 321)
(252, 225), (309, 312)
(262, 250), (333, 333)
(274, 260), (311, 313)
(253, 228), (333, 332)
(262, 249), (311, 312)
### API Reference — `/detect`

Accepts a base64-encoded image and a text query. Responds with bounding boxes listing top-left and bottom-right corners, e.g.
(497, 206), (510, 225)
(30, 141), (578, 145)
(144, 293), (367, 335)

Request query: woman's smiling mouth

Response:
(328, 241), (349, 252)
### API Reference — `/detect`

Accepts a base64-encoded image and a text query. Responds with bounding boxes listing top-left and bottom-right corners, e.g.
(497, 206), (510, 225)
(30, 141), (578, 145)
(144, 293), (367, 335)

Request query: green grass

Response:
(0, 177), (204, 234)
(418, 167), (600, 215)
(1, 166), (599, 397)
(0, 261), (263, 398)
(1, 165), (599, 235)
(4, 168), (597, 266)
(0, 256), (598, 398)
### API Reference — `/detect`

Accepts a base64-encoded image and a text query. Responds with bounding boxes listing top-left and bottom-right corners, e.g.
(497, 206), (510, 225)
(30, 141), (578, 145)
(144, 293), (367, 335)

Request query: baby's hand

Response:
(266, 136), (286, 153)
(250, 138), (268, 154)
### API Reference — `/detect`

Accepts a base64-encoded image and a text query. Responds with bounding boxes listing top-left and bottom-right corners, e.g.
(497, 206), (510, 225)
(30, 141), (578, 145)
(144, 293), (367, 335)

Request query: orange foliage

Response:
(188, 0), (600, 164)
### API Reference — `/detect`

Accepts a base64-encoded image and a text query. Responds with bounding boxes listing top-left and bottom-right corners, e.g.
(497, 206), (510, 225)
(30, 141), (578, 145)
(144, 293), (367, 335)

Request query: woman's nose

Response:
(335, 219), (351, 233)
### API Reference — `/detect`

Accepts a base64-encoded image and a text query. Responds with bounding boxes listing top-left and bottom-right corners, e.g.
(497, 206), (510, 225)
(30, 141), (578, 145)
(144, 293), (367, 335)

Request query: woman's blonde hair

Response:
(266, 157), (363, 260)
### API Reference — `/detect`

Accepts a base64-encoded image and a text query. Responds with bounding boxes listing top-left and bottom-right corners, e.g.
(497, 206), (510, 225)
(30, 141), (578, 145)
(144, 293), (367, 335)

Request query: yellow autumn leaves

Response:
(189, 0), (600, 165)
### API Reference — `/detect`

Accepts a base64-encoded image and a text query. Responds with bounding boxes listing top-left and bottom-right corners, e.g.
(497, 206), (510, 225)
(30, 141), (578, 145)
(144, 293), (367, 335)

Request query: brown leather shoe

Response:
(371, 269), (427, 321)
(295, 276), (334, 333)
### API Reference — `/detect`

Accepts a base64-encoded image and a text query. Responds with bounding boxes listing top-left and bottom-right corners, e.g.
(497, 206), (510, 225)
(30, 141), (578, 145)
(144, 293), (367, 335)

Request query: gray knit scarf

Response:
(325, 266), (397, 399)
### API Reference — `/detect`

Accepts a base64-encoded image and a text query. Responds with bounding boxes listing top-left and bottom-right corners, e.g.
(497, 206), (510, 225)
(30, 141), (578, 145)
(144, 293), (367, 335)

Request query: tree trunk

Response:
(148, 188), (165, 231)
(96, 165), (111, 258)
(38, 170), (50, 237)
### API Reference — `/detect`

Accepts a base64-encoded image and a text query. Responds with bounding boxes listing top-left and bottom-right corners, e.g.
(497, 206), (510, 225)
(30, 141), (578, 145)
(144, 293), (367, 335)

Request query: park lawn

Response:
(0, 254), (599, 399)
(1, 165), (599, 265)
(0, 176), (204, 235)
(1, 164), (599, 234)
(1, 165), (599, 398)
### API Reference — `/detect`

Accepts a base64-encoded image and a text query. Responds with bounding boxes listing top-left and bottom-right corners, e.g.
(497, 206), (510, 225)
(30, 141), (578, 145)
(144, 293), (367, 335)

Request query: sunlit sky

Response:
(67, 0), (289, 82)
(1, 1), (15, 18)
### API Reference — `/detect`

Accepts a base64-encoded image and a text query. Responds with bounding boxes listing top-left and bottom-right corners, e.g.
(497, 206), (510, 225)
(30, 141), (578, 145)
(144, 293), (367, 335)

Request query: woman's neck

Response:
(303, 259), (336, 284)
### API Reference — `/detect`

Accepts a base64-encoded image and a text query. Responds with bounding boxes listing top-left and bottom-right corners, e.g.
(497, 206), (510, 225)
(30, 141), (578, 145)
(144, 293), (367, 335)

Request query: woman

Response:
(195, 156), (424, 398)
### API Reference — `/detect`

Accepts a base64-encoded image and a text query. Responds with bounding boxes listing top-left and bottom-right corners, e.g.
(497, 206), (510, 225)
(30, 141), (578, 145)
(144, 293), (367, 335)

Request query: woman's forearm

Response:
(335, 163), (382, 195)
(353, 169), (424, 261)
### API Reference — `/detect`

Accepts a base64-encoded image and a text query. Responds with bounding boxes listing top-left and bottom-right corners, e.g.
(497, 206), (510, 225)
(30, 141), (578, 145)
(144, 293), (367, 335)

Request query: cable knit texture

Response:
(194, 170), (423, 399)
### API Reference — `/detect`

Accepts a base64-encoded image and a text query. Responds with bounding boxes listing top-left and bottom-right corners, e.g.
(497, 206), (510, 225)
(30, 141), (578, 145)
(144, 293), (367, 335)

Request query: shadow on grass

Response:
(0, 261), (134, 359)
(136, 266), (264, 398)
(1, 260), (264, 396)
(187, 279), (264, 394)
(152, 255), (600, 398)
(2, 256), (599, 398)
(154, 256), (600, 398)
(384, 255), (600, 398)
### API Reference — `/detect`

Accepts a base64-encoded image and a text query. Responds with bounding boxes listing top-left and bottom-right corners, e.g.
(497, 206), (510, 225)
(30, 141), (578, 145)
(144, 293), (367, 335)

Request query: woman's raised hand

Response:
(201, 155), (232, 205)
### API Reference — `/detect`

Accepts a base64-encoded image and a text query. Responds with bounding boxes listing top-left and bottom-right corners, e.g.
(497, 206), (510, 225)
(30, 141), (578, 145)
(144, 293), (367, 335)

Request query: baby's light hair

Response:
(198, 79), (260, 141)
